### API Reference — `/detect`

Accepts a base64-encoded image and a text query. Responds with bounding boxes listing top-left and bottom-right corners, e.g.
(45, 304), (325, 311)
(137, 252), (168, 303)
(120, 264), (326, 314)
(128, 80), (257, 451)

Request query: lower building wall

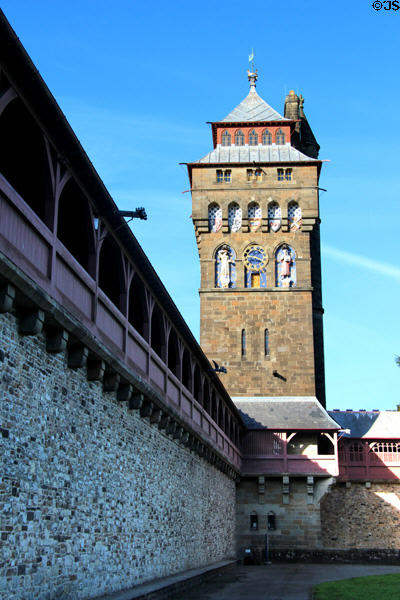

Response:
(320, 481), (400, 549)
(0, 313), (236, 600)
(236, 477), (332, 557)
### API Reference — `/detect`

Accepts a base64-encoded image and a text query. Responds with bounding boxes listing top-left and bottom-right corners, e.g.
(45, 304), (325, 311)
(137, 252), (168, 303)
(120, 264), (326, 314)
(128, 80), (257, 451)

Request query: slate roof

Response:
(233, 397), (340, 430)
(328, 411), (400, 439)
(221, 88), (288, 123)
(195, 143), (317, 165)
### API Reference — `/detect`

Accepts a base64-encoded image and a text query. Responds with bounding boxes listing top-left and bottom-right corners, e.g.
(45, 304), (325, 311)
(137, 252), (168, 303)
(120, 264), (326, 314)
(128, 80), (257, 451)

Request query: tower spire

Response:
(247, 49), (258, 91)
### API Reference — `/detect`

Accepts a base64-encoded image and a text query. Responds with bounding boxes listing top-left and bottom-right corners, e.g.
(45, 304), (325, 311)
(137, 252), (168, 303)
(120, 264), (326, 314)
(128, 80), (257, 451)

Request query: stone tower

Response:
(186, 71), (326, 406)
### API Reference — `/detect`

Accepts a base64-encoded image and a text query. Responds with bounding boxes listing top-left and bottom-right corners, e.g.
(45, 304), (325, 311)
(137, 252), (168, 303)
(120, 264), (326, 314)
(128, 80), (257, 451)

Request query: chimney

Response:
(284, 90), (299, 120)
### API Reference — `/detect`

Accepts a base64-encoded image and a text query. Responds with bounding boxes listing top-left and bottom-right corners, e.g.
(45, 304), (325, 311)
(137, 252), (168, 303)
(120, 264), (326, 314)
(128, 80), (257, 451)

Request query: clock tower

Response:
(186, 71), (326, 406)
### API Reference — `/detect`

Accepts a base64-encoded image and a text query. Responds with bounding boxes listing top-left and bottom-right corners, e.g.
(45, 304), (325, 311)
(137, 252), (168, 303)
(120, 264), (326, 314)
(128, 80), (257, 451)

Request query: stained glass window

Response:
(208, 203), (222, 233)
(288, 202), (302, 231)
(268, 202), (281, 232)
(228, 203), (242, 232)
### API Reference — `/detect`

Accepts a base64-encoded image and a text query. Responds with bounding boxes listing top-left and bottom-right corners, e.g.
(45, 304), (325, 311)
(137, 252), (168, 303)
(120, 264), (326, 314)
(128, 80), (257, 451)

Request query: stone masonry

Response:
(191, 163), (324, 402)
(0, 312), (236, 600)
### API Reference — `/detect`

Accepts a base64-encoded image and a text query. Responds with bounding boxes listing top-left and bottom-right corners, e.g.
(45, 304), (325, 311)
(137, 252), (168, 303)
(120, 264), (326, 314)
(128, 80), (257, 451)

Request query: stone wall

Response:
(236, 477), (333, 556)
(321, 481), (400, 549)
(0, 312), (236, 600)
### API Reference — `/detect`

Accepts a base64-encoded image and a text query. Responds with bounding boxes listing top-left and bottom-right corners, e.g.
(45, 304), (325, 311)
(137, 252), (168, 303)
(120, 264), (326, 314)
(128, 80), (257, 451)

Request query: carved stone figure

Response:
(279, 247), (292, 287)
(219, 247), (232, 288)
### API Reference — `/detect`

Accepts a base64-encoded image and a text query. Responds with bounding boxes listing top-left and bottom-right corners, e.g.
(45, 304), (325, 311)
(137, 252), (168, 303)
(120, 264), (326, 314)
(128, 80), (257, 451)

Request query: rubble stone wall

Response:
(0, 312), (236, 600)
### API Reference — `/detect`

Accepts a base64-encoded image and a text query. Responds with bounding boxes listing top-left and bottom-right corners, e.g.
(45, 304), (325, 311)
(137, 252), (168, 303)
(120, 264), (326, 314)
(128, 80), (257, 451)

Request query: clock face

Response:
(243, 245), (268, 272)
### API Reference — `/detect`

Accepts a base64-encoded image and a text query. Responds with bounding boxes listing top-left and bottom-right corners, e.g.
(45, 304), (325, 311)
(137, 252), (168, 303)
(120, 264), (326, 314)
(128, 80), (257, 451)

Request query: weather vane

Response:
(248, 48), (255, 73)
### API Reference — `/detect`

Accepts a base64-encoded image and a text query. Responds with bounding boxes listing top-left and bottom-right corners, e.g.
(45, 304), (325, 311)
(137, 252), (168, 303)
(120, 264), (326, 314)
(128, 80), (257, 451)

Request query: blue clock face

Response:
(244, 246), (268, 272)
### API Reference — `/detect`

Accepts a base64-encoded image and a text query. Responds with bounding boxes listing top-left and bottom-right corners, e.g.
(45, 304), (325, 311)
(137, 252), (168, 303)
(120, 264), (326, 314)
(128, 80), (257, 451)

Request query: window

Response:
(246, 169), (262, 182)
(285, 168), (292, 181)
(249, 129), (258, 146)
(247, 169), (253, 182)
(228, 203), (242, 232)
(268, 202), (281, 232)
(288, 202), (302, 231)
(276, 129), (285, 144)
(275, 244), (297, 288)
(235, 130), (245, 146)
(221, 130), (231, 146)
(277, 168), (284, 181)
(224, 169), (231, 183)
(241, 329), (246, 357)
(248, 202), (262, 232)
(216, 169), (231, 183)
(208, 203), (222, 232)
(262, 129), (272, 145)
(215, 245), (236, 288)
(264, 329), (269, 355)
(255, 169), (262, 182)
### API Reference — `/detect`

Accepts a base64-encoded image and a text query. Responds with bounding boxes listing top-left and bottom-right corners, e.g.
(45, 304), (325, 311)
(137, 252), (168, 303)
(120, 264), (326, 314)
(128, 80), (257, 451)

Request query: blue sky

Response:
(2, 1), (399, 410)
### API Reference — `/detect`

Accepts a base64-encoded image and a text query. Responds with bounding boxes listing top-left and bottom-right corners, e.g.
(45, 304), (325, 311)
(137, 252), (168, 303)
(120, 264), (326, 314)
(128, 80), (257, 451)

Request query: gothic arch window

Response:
(98, 234), (125, 312)
(228, 202), (242, 232)
(0, 97), (53, 227)
(249, 129), (258, 146)
(208, 203), (222, 233)
(193, 365), (203, 406)
(275, 244), (297, 288)
(128, 273), (149, 341)
(243, 244), (268, 288)
(215, 245), (236, 289)
(248, 202), (262, 232)
(268, 202), (281, 232)
(181, 348), (192, 392)
(150, 304), (166, 360)
(235, 130), (245, 146)
(262, 129), (272, 145)
(288, 201), (302, 231)
(276, 128), (286, 144)
(167, 328), (180, 377)
(57, 178), (95, 275)
(221, 130), (231, 146)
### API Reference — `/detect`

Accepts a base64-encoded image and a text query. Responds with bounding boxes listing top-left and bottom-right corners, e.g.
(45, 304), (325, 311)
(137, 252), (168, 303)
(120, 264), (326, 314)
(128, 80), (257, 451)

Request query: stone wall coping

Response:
(93, 560), (237, 600)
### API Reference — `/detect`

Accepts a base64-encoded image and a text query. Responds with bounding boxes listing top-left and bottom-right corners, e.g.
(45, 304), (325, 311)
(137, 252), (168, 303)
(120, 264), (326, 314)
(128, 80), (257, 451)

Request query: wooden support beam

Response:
(173, 426), (183, 441)
(129, 393), (144, 410)
(68, 346), (89, 369)
(0, 283), (15, 313)
(117, 384), (133, 403)
(181, 431), (189, 445)
(18, 309), (45, 335)
(46, 329), (69, 353)
(166, 420), (177, 436)
(87, 359), (105, 381)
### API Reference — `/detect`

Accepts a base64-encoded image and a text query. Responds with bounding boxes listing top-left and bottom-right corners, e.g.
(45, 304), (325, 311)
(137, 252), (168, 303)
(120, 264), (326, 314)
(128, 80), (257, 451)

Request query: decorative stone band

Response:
(0, 253), (240, 481)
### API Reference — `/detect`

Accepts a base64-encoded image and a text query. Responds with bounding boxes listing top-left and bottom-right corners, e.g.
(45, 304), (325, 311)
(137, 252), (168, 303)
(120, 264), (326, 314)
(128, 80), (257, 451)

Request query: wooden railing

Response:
(338, 440), (400, 481)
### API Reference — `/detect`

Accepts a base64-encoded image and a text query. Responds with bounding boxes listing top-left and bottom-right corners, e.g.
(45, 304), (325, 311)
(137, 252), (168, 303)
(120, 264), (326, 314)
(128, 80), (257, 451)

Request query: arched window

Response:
(228, 202), (242, 232)
(248, 202), (262, 232)
(215, 245), (236, 289)
(211, 391), (218, 422)
(268, 202), (281, 232)
(249, 129), (258, 146)
(182, 349), (192, 392)
(275, 244), (297, 288)
(276, 129), (286, 144)
(243, 244), (268, 288)
(98, 234), (125, 312)
(288, 201), (302, 231)
(203, 379), (211, 414)
(193, 365), (202, 406)
(0, 97), (53, 227)
(235, 130), (245, 146)
(221, 130), (231, 146)
(218, 401), (224, 430)
(262, 129), (272, 145)
(167, 329), (180, 377)
(128, 273), (149, 341)
(57, 178), (95, 275)
(150, 304), (166, 360)
(208, 203), (222, 233)
(264, 329), (269, 356)
(241, 329), (246, 357)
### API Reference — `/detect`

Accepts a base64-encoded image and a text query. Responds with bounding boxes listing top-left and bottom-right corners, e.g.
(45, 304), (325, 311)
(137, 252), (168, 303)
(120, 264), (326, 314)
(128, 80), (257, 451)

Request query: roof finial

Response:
(247, 49), (258, 91)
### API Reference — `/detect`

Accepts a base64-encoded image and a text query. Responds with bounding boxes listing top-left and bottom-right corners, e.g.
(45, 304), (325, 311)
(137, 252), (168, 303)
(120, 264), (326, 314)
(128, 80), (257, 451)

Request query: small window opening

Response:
(277, 168), (284, 181)
(250, 511), (258, 530)
(241, 329), (246, 357)
(285, 168), (292, 181)
(247, 169), (254, 182)
(224, 169), (231, 183)
(216, 169), (223, 183)
(264, 329), (269, 355)
(255, 169), (262, 182)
